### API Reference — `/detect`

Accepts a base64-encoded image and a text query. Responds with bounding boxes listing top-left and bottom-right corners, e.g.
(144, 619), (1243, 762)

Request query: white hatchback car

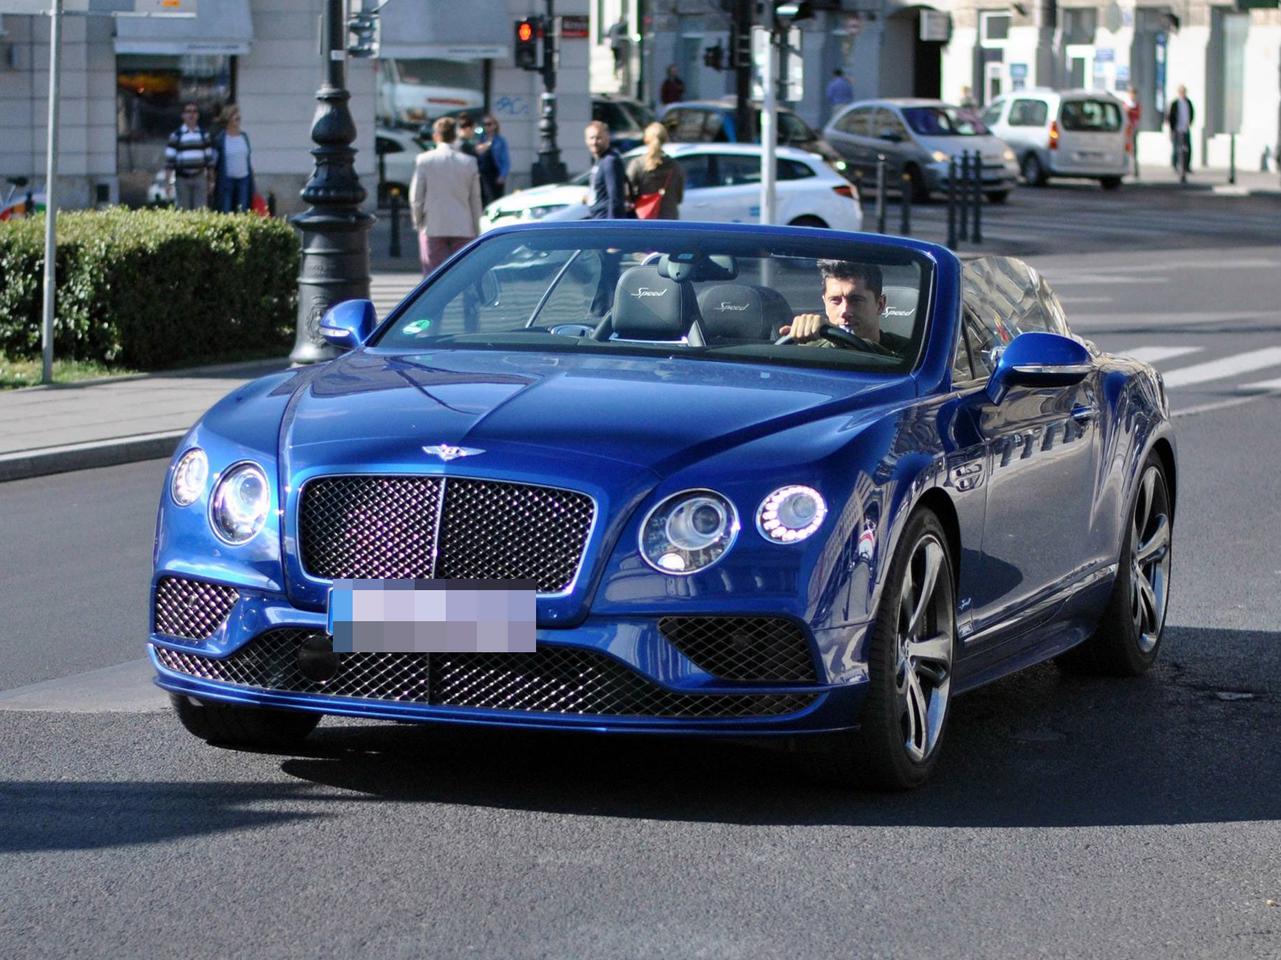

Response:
(480, 143), (863, 232)
(981, 89), (1128, 189)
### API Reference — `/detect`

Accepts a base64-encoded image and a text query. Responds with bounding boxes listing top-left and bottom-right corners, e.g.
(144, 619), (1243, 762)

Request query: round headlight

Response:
(931, 150), (949, 164)
(1003, 147), (1016, 162)
(640, 490), (739, 575)
(757, 485), (827, 543)
(209, 462), (270, 544)
(171, 447), (208, 507)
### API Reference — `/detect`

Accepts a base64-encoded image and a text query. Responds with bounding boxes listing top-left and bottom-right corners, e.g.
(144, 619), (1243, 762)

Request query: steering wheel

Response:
(774, 324), (896, 356)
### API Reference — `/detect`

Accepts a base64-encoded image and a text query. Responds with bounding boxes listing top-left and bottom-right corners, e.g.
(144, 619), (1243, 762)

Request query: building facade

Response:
(0, 0), (590, 214)
(593, 0), (1278, 170)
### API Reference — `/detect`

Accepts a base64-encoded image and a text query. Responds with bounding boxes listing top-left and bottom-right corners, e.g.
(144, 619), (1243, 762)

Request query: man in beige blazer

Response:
(409, 116), (483, 276)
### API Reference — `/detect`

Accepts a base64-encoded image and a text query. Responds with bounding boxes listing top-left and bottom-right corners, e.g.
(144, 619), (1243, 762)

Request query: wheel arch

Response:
(1149, 436), (1177, 515)
(914, 487), (962, 588)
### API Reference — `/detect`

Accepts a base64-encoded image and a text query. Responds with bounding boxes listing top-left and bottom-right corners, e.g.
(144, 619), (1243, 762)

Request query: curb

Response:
(0, 430), (186, 483)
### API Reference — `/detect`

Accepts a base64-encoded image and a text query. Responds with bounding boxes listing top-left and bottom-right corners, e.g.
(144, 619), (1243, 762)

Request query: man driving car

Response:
(780, 260), (904, 353)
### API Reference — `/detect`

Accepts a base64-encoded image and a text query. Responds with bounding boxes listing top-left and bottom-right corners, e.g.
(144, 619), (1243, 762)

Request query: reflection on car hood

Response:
(277, 349), (899, 483)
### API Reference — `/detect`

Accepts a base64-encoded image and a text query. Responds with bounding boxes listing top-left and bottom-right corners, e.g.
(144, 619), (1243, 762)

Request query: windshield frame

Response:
(368, 223), (938, 378)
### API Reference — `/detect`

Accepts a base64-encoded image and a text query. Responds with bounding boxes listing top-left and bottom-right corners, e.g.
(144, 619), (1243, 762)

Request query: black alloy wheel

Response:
(1021, 153), (1047, 186)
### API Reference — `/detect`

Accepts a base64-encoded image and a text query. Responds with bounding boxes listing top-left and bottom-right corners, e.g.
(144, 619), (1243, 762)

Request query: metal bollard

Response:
(267, 192), (277, 217)
(875, 155), (887, 234)
(899, 173), (912, 236)
(971, 150), (983, 245)
(958, 153), (970, 242)
(1229, 134), (1237, 185)
(389, 188), (403, 258)
(947, 155), (958, 248)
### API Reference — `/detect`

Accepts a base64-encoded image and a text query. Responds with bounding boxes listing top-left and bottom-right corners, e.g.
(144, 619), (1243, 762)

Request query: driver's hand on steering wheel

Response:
(779, 313), (827, 342)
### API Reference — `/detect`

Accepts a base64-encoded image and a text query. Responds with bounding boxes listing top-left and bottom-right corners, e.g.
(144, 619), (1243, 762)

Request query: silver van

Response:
(982, 89), (1128, 189)
(823, 98), (1019, 203)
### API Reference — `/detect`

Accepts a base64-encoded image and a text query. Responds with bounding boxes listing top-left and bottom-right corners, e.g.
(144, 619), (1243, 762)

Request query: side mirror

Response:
(986, 331), (1092, 404)
(319, 299), (377, 351)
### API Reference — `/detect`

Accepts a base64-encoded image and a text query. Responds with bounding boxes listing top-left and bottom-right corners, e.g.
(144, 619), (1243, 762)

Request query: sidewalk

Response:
(0, 265), (423, 484)
(1121, 163), (1280, 195)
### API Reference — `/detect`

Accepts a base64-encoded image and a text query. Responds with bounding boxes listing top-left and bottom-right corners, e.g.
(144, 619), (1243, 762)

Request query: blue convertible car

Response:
(150, 222), (1175, 789)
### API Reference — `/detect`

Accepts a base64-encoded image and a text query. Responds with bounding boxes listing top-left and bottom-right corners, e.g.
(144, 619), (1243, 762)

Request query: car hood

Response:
(916, 133), (1011, 163)
(490, 183), (585, 212)
(279, 349), (902, 482)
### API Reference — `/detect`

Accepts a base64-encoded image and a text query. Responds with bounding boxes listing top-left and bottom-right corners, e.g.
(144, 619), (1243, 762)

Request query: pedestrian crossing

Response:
(1118, 343), (1281, 393)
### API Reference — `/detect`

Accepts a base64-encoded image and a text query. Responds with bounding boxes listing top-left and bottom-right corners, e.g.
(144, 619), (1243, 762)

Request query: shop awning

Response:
(377, 0), (510, 60)
(114, 0), (252, 56)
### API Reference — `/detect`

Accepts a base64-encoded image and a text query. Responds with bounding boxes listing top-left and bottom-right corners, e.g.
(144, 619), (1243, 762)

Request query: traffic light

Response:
(514, 18), (539, 70)
(346, 11), (379, 59)
(702, 42), (725, 71)
(772, 2), (814, 26)
(731, 27), (752, 69)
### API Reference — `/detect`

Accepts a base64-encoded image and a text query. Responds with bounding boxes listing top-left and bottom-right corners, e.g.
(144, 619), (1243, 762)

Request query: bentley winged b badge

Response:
(422, 443), (484, 462)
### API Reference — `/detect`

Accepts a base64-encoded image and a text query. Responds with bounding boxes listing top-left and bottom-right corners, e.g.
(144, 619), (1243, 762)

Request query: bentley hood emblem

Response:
(423, 443), (484, 462)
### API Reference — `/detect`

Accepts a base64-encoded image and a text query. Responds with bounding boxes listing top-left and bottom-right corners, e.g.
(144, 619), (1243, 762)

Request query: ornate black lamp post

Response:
(290, 0), (375, 364)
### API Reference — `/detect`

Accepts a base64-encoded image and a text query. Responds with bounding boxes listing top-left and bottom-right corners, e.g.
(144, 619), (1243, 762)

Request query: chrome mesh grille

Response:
(658, 616), (817, 683)
(299, 475), (594, 593)
(435, 479), (594, 591)
(154, 630), (817, 719)
(154, 577), (239, 641)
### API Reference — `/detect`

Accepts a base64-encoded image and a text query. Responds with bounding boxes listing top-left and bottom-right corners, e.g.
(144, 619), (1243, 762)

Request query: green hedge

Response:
(0, 208), (298, 369)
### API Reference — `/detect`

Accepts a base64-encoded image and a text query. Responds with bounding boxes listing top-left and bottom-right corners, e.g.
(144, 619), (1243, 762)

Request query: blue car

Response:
(151, 222), (1175, 789)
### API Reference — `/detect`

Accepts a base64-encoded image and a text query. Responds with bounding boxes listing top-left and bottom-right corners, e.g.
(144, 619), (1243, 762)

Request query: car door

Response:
(827, 105), (876, 176)
(961, 262), (1104, 643)
(695, 153), (760, 222)
(870, 108), (912, 181)
(673, 153), (717, 220)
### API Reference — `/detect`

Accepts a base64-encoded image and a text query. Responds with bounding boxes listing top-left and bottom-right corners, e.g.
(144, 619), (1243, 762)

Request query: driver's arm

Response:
(779, 313), (826, 342)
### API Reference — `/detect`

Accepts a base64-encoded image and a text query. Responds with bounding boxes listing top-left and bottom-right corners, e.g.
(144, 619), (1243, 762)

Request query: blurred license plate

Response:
(327, 579), (537, 654)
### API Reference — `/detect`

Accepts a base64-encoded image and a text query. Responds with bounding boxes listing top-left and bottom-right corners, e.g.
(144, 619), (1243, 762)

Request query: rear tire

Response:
(986, 190), (1010, 204)
(802, 510), (956, 790)
(1057, 453), (1172, 677)
(1100, 176), (1123, 191)
(788, 215), (828, 229)
(170, 693), (320, 749)
(1021, 153), (1047, 187)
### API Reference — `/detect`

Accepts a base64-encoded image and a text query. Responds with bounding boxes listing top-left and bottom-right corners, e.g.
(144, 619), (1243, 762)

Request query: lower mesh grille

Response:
(154, 577), (239, 641)
(154, 630), (817, 719)
(658, 616), (817, 683)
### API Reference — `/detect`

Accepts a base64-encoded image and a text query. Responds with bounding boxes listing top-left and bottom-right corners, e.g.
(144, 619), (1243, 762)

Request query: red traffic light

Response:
(517, 21), (534, 42)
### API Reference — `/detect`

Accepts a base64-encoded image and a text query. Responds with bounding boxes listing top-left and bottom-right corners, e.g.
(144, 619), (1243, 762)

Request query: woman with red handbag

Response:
(626, 123), (684, 220)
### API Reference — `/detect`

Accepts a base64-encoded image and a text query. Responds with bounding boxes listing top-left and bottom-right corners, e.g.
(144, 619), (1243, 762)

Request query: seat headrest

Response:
(612, 266), (696, 341)
(698, 284), (777, 343)
(880, 285), (919, 338)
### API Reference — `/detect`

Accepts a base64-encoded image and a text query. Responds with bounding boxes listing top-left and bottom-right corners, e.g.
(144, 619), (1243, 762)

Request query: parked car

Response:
(150, 220), (1176, 790)
(375, 125), (426, 205)
(376, 58), (483, 128)
(981, 89), (1128, 189)
(592, 95), (656, 153)
(824, 98), (1019, 202)
(658, 99), (852, 180)
(480, 142), (863, 232)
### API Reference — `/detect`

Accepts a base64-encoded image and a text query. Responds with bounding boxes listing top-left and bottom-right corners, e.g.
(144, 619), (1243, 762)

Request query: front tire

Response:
(1021, 153), (1047, 186)
(1100, 176), (1123, 191)
(804, 510), (956, 790)
(986, 190), (1010, 204)
(787, 215), (828, 229)
(1057, 454), (1172, 676)
(170, 693), (320, 749)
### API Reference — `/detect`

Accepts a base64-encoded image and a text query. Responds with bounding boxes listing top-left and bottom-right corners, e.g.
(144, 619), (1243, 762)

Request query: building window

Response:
(980, 12), (1011, 44)
(1062, 8), (1097, 46)
(116, 54), (233, 205)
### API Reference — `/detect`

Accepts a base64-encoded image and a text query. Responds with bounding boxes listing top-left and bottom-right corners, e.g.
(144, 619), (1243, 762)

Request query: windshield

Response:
(373, 227), (931, 375)
(902, 107), (989, 136)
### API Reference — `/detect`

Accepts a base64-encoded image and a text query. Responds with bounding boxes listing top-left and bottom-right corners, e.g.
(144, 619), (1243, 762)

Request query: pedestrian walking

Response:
(476, 115), (510, 206)
(584, 120), (628, 220)
(1122, 87), (1141, 175)
(660, 65), (686, 106)
(165, 102), (215, 211)
(213, 104), (255, 213)
(626, 123), (684, 220)
(1167, 84), (1194, 182)
(825, 69), (854, 122)
(584, 120), (628, 315)
(607, 16), (629, 78)
(409, 116), (482, 277)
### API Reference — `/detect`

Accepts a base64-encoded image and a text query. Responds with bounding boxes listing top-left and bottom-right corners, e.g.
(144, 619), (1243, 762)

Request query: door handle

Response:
(1071, 404), (1097, 425)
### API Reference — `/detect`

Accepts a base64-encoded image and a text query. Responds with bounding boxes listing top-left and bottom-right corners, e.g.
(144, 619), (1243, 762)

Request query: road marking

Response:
(1059, 258), (1277, 274)
(1059, 296), (1114, 305)
(1070, 309), (1278, 328)
(1047, 275), (1169, 286)
(1121, 346), (1202, 365)
(0, 659), (167, 713)
(1162, 346), (1281, 388)
(1242, 376), (1281, 392)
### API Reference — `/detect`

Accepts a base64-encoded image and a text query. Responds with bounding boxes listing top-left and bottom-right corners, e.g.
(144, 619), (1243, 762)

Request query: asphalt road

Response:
(3, 186), (1280, 957)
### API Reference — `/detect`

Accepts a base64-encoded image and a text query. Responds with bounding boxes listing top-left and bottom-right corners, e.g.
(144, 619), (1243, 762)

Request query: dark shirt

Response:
(587, 148), (628, 219)
(660, 76), (685, 105)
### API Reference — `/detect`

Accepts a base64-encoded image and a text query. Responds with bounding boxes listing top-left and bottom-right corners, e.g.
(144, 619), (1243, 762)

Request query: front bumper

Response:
(149, 581), (867, 737)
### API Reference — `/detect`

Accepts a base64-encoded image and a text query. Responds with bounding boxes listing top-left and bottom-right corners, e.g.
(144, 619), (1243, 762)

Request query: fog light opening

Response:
(298, 635), (339, 682)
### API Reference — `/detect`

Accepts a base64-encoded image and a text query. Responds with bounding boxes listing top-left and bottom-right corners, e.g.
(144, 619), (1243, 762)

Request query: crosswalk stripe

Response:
(1121, 346), (1202, 364)
(1162, 346), (1281, 388)
(1241, 376), (1281, 392)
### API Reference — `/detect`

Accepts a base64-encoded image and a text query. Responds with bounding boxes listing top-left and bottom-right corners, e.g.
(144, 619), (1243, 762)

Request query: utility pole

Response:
(732, 0), (752, 147)
(532, 1), (567, 184)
